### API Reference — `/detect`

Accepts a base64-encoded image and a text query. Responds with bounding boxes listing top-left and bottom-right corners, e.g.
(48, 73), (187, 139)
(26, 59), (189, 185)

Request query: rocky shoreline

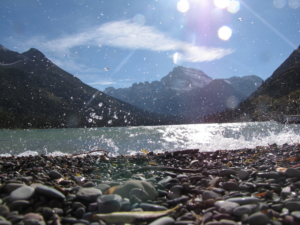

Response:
(0, 143), (300, 225)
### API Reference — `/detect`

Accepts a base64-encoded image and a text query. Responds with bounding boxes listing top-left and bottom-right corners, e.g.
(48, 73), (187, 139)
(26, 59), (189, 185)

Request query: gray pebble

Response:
(9, 186), (35, 202)
(215, 201), (239, 215)
(4, 183), (26, 193)
(48, 170), (63, 180)
(291, 211), (300, 221)
(76, 188), (102, 202)
(23, 219), (45, 225)
(285, 168), (300, 178)
(226, 197), (260, 205)
(35, 186), (65, 200)
(97, 194), (122, 213)
(222, 182), (239, 191)
(219, 169), (237, 176)
(0, 205), (10, 217)
(233, 205), (253, 217)
(129, 188), (149, 201)
(202, 191), (221, 201)
(219, 219), (238, 225)
(284, 201), (300, 212)
(148, 216), (175, 225)
(138, 203), (168, 211)
(9, 200), (30, 211)
(248, 212), (269, 225)
(238, 170), (249, 180)
(82, 182), (95, 187)
(0, 221), (12, 225)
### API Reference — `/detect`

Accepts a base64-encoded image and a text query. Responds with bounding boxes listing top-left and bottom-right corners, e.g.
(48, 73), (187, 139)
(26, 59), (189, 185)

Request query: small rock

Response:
(226, 197), (260, 205)
(129, 188), (149, 202)
(76, 188), (102, 202)
(222, 182), (239, 191)
(248, 212), (269, 225)
(148, 216), (175, 225)
(215, 201), (239, 215)
(9, 186), (35, 202)
(202, 191), (221, 201)
(291, 211), (300, 221)
(35, 186), (65, 200)
(284, 201), (300, 212)
(48, 170), (63, 180)
(113, 180), (158, 201)
(285, 168), (300, 178)
(97, 194), (122, 213)
(238, 170), (249, 180)
(0, 205), (10, 217)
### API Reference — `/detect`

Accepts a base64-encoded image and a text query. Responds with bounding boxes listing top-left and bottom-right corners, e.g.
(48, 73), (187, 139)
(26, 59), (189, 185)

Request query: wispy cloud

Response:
(23, 20), (233, 63)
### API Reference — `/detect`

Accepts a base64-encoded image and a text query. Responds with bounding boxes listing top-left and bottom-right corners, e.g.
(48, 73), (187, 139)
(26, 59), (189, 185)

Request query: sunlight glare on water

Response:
(1, 122), (300, 157)
(227, 1), (240, 13)
(273, 0), (287, 8)
(214, 0), (230, 9)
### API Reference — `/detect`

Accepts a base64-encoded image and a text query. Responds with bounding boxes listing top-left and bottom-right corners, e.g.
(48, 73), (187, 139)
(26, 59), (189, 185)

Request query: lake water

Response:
(0, 122), (299, 157)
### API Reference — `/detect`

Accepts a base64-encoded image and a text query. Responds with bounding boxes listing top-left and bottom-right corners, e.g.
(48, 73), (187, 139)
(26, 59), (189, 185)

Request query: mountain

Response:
(104, 66), (263, 121)
(0, 45), (178, 129)
(204, 46), (300, 123)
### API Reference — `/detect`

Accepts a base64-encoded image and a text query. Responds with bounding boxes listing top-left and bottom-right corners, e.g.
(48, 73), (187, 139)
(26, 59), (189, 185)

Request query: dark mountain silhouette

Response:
(0, 45), (178, 129)
(104, 66), (263, 121)
(204, 46), (300, 123)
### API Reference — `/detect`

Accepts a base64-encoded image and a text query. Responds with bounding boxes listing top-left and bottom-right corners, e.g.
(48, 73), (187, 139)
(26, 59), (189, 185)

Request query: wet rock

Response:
(215, 201), (239, 214)
(233, 204), (258, 217)
(284, 201), (300, 212)
(138, 203), (168, 211)
(238, 170), (249, 180)
(48, 170), (63, 180)
(9, 186), (35, 202)
(76, 188), (102, 202)
(0, 205), (10, 217)
(35, 186), (65, 200)
(129, 188), (149, 202)
(222, 182), (239, 191)
(291, 211), (300, 221)
(113, 180), (158, 201)
(285, 168), (300, 178)
(226, 197), (260, 205)
(4, 183), (26, 193)
(248, 212), (269, 225)
(97, 194), (122, 213)
(219, 169), (237, 177)
(202, 191), (221, 201)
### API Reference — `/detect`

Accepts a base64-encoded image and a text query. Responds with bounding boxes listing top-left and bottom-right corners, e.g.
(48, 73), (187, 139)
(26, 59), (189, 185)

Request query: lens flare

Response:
(218, 26), (232, 41)
(173, 52), (181, 64)
(227, 1), (240, 13)
(177, 0), (190, 13)
(289, 0), (300, 8)
(214, 0), (230, 9)
(273, 0), (287, 8)
(133, 14), (146, 26)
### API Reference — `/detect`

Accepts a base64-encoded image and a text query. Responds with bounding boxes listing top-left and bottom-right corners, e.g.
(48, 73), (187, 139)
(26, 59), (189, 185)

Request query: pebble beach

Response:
(1, 143), (300, 225)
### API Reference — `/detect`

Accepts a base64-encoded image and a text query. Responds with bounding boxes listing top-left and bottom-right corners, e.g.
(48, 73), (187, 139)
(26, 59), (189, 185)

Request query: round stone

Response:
(284, 201), (300, 212)
(76, 188), (102, 202)
(202, 191), (221, 201)
(148, 216), (175, 225)
(9, 200), (30, 211)
(248, 212), (269, 225)
(238, 170), (249, 180)
(48, 170), (63, 180)
(222, 182), (239, 191)
(215, 201), (239, 215)
(35, 185), (65, 200)
(138, 203), (168, 211)
(97, 194), (122, 213)
(226, 197), (260, 205)
(233, 205), (253, 217)
(113, 180), (158, 201)
(10, 186), (35, 202)
(291, 211), (300, 221)
(285, 168), (300, 178)
(0, 205), (10, 217)
(129, 188), (149, 202)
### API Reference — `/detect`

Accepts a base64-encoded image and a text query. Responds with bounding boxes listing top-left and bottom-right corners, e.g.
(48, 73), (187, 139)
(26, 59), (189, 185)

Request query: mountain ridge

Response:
(0, 45), (179, 129)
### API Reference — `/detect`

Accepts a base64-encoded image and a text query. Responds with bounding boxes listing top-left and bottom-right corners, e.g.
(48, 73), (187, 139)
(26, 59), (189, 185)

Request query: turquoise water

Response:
(0, 122), (299, 156)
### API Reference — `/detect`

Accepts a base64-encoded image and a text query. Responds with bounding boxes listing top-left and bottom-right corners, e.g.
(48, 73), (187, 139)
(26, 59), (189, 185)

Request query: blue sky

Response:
(0, 0), (299, 90)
